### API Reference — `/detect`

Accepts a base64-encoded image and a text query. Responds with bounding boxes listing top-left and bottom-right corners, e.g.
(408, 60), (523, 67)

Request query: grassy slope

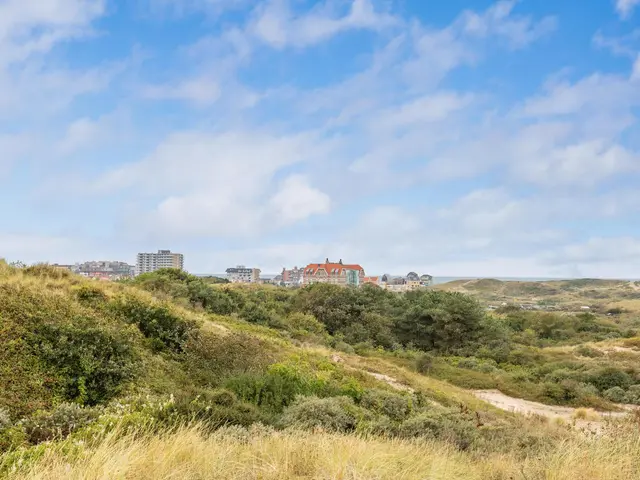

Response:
(435, 278), (640, 310)
(2, 265), (640, 478)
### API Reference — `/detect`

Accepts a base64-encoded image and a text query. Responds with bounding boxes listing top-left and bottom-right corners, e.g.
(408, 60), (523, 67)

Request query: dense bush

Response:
(415, 353), (434, 374)
(33, 320), (138, 405)
(110, 295), (196, 352)
(225, 363), (328, 413)
(284, 312), (327, 335)
(129, 269), (237, 314)
(75, 284), (108, 304)
(603, 387), (627, 403)
(184, 331), (275, 386)
(574, 345), (604, 358)
(281, 396), (361, 432)
(399, 410), (479, 450)
(393, 291), (486, 352)
(360, 389), (412, 421)
(625, 385), (640, 404)
(22, 403), (100, 444)
(589, 367), (634, 392)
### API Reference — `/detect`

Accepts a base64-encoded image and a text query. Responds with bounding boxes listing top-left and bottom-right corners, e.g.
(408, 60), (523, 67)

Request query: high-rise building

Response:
(136, 250), (184, 275)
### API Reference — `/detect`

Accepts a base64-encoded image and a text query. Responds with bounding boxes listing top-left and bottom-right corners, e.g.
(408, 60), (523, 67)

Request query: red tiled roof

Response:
(363, 276), (379, 283)
(304, 262), (364, 276)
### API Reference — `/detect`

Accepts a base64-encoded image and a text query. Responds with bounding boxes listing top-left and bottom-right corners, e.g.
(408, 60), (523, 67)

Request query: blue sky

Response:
(1, 0), (640, 277)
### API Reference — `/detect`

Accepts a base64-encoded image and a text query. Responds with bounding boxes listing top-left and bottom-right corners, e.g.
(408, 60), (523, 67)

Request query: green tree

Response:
(393, 291), (486, 352)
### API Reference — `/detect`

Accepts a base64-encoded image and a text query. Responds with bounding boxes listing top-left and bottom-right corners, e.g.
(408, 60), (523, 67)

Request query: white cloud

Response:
(250, 0), (398, 49)
(511, 140), (638, 187)
(0, 233), (82, 264)
(369, 92), (475, 131)
(519, 73), (640, 118)
(593, 29), (640, 58)
(54, 111), (129, 156)
(458, 0), (557, 48)
(0, 133), (34, 177)
(142, 76), (221, 105)
(94, 129), (336, 237)
(0, 0), (105, 63)
(145, 0), (247, 16)
(616, 0), (640, 19)
(269, 175), (331, 225)
(633, 54), (640, 81)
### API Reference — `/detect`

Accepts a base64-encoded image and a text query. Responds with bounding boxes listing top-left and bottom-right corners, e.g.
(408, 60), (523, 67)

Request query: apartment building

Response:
(302, 259), (365, 286)
(76, 261), (134, 280)
(226, 265), (261, 283)
(281, 266), (304, 286)
(136, 250), (184, 275)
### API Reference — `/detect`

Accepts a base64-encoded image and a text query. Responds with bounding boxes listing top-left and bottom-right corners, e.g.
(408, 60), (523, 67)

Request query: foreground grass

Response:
(4, 423), (640, 480)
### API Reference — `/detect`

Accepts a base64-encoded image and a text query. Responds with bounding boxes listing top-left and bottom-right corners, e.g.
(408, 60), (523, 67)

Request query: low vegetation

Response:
(1, 262), (640, 478)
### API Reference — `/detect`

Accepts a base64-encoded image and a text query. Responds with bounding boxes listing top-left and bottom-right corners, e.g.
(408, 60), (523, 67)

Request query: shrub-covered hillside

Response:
(1, 262), (640, 479)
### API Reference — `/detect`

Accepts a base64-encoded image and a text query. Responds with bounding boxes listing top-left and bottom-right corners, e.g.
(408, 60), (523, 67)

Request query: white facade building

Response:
(226, 265), (261, 283)
(136, 250), (184, 275)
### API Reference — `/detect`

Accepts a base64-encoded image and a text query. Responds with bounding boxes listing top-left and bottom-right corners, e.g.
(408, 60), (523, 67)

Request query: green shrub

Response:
(415, 353), (434, 374)
(110, 295), (196, 352)
(542, 382), (568, 402)
(22, 403), (100, 444)
(281, 396), (361, 432)
(478, 363), (497, 374)
(75, 284), (107, 304)
(180, 396), (263, 428)
(589, 367), (633, 392)
(33, 320), (138, 405)
(0, 425), (27, 453)
(394, 291), (486, 352)
(457, 358), (479, 370)
(334, 341), (355, 354)
(184, 331), (275, 386)
(360, 389), (412, 421)
(574, 345), (604, 358)
(362, 415), (399, 437)
(603, 386), (627, 403)
(284, 312), (326, 335)
(399, 410), (479, 450)
(625, 385), (640, 405)
(225, 363), (328, 413)
(240, 302), (275, 325)
(203, 389), (237, 407)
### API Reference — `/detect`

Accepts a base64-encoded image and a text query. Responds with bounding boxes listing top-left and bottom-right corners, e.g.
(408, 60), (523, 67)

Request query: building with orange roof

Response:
(303, 258), (365, 286)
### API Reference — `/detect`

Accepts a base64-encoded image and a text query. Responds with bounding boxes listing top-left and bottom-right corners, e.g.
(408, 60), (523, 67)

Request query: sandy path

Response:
(473, 390), (629, 433)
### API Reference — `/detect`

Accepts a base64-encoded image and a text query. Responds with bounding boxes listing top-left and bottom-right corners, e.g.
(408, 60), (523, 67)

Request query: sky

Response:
(1, 0), (640, 278)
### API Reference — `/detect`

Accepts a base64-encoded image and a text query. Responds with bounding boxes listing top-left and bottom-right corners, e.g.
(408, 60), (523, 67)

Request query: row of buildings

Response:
(53, 252), (433, 291)
(54, 250), (185, 281)
(266, 259), (433, 291)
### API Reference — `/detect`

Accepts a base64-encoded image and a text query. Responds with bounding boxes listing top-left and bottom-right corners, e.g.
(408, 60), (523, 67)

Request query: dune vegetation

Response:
(1, 262), (640, 478)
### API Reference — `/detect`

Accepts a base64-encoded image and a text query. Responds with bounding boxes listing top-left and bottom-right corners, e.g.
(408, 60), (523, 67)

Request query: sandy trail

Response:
(473, 389), (630, 433)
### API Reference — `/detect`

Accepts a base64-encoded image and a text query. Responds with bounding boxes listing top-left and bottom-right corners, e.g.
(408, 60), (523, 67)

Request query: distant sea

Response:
(194, 274), (571, 285)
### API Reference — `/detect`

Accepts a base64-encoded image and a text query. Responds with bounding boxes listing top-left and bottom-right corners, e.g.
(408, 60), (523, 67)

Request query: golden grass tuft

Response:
(573, 408), (601, 421)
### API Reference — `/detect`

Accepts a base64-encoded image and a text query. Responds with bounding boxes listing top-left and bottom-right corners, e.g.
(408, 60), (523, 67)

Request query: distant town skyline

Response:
(1, 1), (640, 279)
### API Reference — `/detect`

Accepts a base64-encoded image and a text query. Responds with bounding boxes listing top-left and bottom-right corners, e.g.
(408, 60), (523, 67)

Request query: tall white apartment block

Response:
(136, 250), (184, 275)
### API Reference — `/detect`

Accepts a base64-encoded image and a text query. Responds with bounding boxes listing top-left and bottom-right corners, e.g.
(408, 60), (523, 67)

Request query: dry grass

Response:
(5, 423), (640, 480)
(573, 408), (601, 421)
